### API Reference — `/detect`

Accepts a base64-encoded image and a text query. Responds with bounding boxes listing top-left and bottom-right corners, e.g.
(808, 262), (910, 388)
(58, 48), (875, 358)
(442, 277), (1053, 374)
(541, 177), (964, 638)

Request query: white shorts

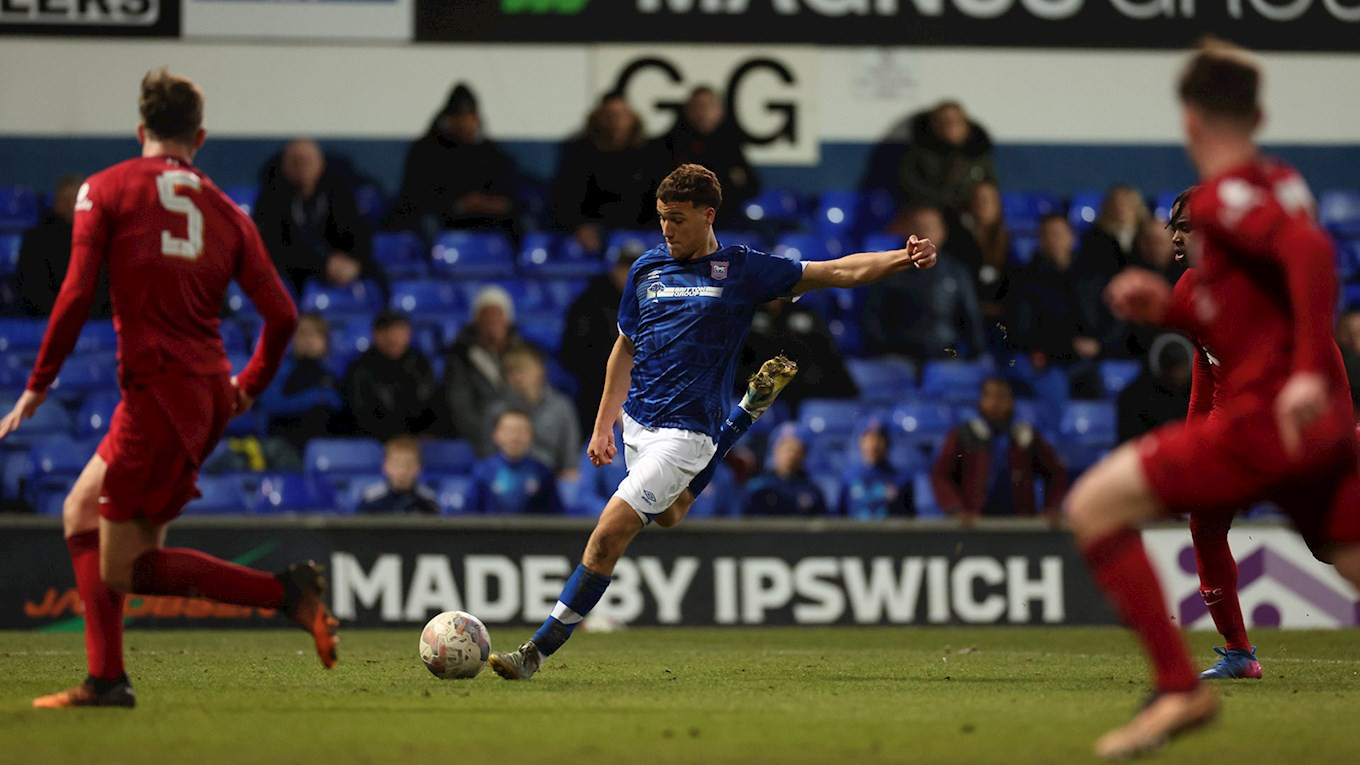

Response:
(613, 412), (717, 524)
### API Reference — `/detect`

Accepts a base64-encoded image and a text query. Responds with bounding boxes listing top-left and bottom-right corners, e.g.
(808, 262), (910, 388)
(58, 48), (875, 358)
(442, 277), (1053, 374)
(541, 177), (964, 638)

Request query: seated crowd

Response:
(3, 90), (1358, 520)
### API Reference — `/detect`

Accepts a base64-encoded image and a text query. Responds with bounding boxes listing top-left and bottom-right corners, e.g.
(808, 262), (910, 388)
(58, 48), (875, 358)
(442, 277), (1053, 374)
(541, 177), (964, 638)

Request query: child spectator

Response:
(470, 409), (563, 515)
(489, 345), (580, 477)
(357, 436), (441, 515)
(742, 424), (827, 517)
(836, 418), (914, 520)
(259, 312), (343, 451)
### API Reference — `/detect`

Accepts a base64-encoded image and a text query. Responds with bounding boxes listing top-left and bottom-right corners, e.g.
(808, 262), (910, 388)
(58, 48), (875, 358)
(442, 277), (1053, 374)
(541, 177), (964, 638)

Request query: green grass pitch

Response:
(1, 627), (1357, 764)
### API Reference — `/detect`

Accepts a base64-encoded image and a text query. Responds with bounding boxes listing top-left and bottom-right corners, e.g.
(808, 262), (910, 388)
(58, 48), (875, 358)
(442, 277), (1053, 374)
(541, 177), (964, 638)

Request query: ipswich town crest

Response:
(711, 261), (729, 280)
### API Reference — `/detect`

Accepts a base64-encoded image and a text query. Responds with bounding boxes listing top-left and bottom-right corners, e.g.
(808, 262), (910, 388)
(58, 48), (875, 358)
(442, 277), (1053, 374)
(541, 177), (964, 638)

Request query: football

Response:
(418, 611), (491, 679)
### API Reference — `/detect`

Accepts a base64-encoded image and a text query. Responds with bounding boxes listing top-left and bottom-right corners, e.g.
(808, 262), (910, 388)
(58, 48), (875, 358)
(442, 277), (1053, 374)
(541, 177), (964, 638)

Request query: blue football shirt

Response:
(618, 243), (805, 439)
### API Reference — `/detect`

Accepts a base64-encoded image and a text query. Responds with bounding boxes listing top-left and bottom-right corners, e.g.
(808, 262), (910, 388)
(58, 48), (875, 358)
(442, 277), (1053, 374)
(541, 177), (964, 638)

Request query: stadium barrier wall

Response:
(3, 518), (1354, 631)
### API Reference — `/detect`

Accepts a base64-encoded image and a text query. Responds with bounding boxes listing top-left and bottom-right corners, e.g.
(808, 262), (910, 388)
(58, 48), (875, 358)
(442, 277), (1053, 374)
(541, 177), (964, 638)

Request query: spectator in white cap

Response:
(443, 284), (525, 453)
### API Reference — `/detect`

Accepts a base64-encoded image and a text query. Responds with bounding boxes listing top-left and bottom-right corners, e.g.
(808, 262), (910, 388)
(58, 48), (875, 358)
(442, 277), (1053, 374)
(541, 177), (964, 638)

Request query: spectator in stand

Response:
(470, 408), (564, 514)
(1116, 333), (1194, 443)
(560, 241), (644, 436)
(253, 138), (384, 299)
(444, 285), (524, 453)
(344, 310), (440, 440)
(384, 82), (519, 240)
(930, 377), (1068, 526)
(659, 86), (760, 229)
(16, 174), (111, 318)
(957, 180), (1011, 322)
(258, 312), (343, 451)
(357, 436), (440, 515)
(1008, 213), (1103, 397)
(1072, 186), (1150, 359)
(898, 100), (998, 216)
(551, 91), (669, 253)
(742, 424), (828, 517)
(488, 344), (580, 478)
(1335, 309), (1360, 411)
(836, 417), (914, 520)
(864, 205), (985, 360)
(740, 298), (857, 414)
(1120, 217), (1189, 358)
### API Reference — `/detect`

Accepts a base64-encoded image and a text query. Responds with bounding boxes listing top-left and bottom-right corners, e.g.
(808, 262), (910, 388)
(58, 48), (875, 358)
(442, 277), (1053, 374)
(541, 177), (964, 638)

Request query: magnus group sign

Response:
(415, 0), (1360, 51)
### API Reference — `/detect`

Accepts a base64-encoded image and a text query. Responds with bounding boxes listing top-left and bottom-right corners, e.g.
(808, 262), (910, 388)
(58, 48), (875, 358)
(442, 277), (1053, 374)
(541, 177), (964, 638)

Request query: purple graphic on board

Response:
(1177, 544), (1358, 626)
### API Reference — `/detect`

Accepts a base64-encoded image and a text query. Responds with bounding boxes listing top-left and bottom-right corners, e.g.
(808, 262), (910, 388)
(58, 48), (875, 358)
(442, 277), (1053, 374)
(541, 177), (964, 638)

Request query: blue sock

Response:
(688, 406), (754, 497)
(530, 564), (612, 656)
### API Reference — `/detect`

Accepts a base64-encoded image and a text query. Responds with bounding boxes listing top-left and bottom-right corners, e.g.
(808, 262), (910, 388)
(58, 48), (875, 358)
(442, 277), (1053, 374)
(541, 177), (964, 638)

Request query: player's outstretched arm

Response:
(233, 227), (300, 410)
(793, 235), (936, 294)
(588, 334), (635, 468)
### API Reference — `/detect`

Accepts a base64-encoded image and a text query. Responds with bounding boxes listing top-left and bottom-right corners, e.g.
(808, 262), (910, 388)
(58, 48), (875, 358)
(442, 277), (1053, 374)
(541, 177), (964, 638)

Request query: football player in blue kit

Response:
(490, 163), (937, 679)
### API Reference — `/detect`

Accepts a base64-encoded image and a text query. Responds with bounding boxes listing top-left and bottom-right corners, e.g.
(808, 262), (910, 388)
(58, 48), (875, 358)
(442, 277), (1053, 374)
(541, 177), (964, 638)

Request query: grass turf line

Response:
(1, 627), (1357, 765)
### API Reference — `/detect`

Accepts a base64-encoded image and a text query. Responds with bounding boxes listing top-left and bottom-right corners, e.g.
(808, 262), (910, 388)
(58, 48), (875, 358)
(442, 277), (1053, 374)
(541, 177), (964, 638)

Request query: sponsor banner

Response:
(184, 0), (412, 40)
(593, 46), (819, 165)
(1144, 527), (1360, 629)
(416, 0), (1360, 52)
(3, 519), (1113, 629)
(0, 0), (179, 37)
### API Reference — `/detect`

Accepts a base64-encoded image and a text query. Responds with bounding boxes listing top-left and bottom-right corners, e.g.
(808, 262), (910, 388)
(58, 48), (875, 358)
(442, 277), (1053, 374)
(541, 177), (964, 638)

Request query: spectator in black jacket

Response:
(863, 205), (985, 360)
(741, 298), (857, 414)
(357, 436), (441, 515)
(384, 83), (519, 240)
(559, 241), (643, 435)
(659, 86), (760, 229)
(899, 100), (998, 215)
(253, 138), (384, 299)
(552, 92), (669, 253)
(16, 175), (111, 317)
(1116, 334), (1193, 442)
(344, 310), (440, 440)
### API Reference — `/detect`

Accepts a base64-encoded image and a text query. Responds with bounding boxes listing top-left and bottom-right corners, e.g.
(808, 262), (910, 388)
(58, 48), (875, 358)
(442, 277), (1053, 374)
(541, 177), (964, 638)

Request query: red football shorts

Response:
(1139, 398), (1360, 557)
(96, 373), (234, 526)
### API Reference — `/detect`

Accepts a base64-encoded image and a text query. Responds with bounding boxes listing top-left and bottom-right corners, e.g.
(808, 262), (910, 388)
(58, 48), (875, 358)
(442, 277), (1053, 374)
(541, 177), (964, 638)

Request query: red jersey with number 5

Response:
(28, 156), (297, 398)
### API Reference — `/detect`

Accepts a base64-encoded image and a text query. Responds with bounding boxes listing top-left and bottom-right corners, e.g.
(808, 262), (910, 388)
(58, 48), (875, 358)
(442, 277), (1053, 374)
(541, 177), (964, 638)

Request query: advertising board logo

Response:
(1174, 543), (1358, 627)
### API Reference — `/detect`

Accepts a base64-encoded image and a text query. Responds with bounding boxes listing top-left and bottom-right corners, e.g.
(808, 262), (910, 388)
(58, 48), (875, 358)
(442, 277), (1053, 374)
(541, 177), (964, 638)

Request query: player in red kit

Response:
(1066, 40), (1360, 758)
(1161, 188), (1263, 680)
(0, 69), (339, 709)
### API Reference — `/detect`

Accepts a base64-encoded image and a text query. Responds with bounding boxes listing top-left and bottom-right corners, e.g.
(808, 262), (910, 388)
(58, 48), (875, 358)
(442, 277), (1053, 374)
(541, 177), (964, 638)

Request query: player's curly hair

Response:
(657, 163), (723, 211)
(1178, 37), (1260, 125)
(139, 68), (203, 143)
(1167, 186), (1197, 227)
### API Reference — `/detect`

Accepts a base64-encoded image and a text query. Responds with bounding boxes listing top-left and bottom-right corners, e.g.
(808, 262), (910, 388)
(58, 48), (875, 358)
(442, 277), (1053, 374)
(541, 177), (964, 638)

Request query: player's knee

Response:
(1065, 471), (1114, 540)
(61, 488), (100, 538)
(99, 556), (134, 593)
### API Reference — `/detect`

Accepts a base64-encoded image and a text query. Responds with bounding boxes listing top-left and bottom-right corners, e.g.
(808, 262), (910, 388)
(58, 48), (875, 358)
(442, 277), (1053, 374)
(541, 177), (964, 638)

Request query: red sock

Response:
(1082, 528), (1199, 693)
(1189, 515), (1251, 652)
(130, 548), (284, 609)
(67, 531), (125, 681)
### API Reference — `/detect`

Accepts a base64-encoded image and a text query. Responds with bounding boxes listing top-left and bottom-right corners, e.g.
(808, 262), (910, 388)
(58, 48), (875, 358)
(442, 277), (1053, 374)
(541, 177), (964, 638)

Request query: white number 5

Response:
(156, 170), (204, 259)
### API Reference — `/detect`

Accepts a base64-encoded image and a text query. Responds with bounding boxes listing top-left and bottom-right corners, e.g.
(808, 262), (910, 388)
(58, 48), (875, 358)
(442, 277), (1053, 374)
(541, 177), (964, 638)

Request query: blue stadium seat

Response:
(1000, 190), (1061, 235)
(714, 230), (766, 251)
(860, 232), (904, 254)
(37, 483), (75, 517)
(518, 232), (606, 278)
(813, 190), (863, 240)
(338, 473), (384, 514)
(76, 392), (120, 439)
(1318, 189), (1360, 237)
(912, 472), (941, 518)
(1059, 401), (1117, 448)
(742, 189), (801, 227)
(538, 278), (587, 312)
(799, 399), (872, 443)
(300, 279), (385, 313)
(1067, 190), (1105, 233)
(329, 323), (373, 365)
(1099, 359), (1142, 397)
(3, 450), (33, 502)
(0, 233), (20, 275)
(919, 360), (992, 405)
(0, 393), (71, 444)
(812, 474), (841, 513)
(0, 187), (40, 232)
(74, 321), (117, 354)
(304, 437), (385, 476)
(373, 231), (428, 279)
(185, 475), (252, 514)
(887, 403), (954, 452)
(1010, 235), (1039, 266)
(354, 184), (388, 225)
(437, 476), (476, 515)
(255, 473), (338, 514)
(420, 439), (475, 475)
(845, 357), (917, 405)
(390, 279), (465, 316)
(519, 310), (565, 353)
(225, 281), (259, 316)
(0, 318), (48, 355)
(773, 232), (846, 263)
(48, 358), (117, 402)
(219, 320), (250, 357)
(222, 185), (258, 216)
(1335, 237), (1360, 282)
(29, 436), (93, 488)
(1011, 398), (1057, 440)
(431, 231), (515, 279)
(688, 463), (737, 518)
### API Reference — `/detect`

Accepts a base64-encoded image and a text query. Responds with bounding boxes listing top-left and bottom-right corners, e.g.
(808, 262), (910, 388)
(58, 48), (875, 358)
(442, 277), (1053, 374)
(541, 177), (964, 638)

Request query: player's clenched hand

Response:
(230, 376), (255, 417)
(1105, 268), (1172, 324)
(907, 235), (937, 270)
(587, 429), (617, 467)
(1275, 371), (1329, 460)
(0, 389), (47, 441)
